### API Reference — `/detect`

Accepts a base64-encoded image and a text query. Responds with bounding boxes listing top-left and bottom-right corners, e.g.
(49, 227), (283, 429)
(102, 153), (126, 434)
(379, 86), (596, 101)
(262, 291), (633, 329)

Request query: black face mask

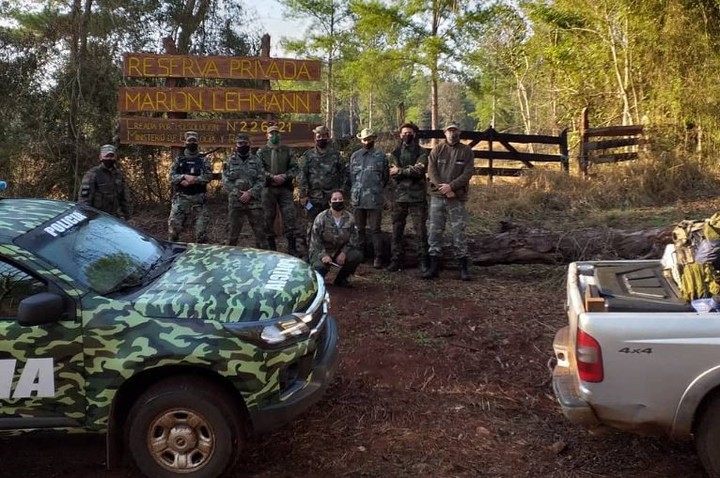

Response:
(403, 134), (415, 145)
(316, 139), (329, 149)
(330, 201), (345, 211)
(186, 143), (199, 153)
(101, 160), (116, 169)
(363, 141), (375, 150)
(236, 145), (250, 156)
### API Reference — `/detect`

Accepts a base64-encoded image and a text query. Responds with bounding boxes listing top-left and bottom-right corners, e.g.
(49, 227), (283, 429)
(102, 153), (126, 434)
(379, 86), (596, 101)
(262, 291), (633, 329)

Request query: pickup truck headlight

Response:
(223, 313), (313, 347)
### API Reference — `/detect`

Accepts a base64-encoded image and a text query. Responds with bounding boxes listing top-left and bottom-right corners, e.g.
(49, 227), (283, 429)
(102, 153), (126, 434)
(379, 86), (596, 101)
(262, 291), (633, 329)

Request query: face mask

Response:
(237, 145), (250, 155)
(101, 160), (115, 169)
(269, 135), (280, 145)
(316, 139), (329, 149)
(363, 141), (375, 150)
(403, 134), (415, 145)
(186, 143), (199, 153)
(330, 201), (345, 211)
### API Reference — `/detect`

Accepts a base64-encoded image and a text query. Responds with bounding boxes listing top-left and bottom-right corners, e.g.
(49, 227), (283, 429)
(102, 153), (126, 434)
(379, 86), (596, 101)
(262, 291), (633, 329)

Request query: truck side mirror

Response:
(17, 292), (65, 326)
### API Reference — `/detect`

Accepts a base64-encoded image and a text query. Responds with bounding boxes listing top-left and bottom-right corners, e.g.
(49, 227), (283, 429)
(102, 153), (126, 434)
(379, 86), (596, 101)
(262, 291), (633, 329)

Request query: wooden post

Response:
(162, 37), (187, 171)
(559, 128), (569, 173)
(579, 107), (589, 177)
(487, 126), (494, 185)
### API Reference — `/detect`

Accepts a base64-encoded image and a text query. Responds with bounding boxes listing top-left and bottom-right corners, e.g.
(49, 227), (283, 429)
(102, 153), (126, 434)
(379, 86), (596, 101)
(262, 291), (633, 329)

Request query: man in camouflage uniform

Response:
(222, 133), (268, 249)
(168, 131), (213, 243)
(387, 123), (429, 273)
(298, 125), (348, 247)
(78, 144), (132, 220)
(349, 127), (389, 269)
(257, 125), (299, 255)
(424, 123), (475, 281)
(309, 189), (363, 287)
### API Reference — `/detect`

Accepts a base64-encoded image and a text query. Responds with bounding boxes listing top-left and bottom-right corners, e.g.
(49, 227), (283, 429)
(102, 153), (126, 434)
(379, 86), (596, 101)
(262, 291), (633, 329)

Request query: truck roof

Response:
(0, 198), (74, 241)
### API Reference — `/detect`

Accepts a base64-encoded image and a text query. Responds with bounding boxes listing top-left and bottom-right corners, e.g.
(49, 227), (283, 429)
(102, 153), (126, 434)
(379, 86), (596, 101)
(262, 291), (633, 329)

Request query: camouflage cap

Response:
(100, 144), (116, 156)
(184, 131), (199, 142)
(235, 133), (250, 142)
(313, 125), (330, 135)
(443, 123), (460, 131)
(266, 125), (280, 133)
(357, 128), (377, 140)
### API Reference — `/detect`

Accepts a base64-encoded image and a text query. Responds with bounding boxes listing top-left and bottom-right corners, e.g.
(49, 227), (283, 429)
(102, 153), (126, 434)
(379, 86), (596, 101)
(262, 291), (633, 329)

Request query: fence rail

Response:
(418, 126), (569, 183)
(578, 108), (645, 176)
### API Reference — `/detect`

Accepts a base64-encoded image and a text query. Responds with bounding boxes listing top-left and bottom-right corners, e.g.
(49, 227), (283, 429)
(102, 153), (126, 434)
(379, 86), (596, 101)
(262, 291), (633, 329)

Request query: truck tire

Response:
(696, 395), (720, 478)
(126, 376), (244, 478)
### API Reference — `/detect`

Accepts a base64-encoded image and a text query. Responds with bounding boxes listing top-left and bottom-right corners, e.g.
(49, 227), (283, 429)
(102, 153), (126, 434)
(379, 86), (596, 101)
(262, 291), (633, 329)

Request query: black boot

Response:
(386, 257), (402, 272)
(334, 270), (353, 287)
(420, 256), (430, 275)
(422, 256), (439, 279)
(287, 236), (298, 257)
(268, 237), (277, 251)
(459, 257), (471, 281)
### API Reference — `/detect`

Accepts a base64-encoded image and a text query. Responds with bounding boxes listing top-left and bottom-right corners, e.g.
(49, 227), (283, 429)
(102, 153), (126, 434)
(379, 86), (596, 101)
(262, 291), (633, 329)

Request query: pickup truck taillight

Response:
(577, 329), (603, 382)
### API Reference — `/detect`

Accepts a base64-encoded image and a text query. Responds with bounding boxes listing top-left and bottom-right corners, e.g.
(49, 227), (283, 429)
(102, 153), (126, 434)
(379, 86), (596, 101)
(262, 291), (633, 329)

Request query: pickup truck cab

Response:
(0, 198), (339, 478)
(552, 245), (720, 477)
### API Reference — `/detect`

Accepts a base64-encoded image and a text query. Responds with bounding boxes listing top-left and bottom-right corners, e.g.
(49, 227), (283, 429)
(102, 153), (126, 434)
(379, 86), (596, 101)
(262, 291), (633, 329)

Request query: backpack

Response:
(672, 219), (706, 266)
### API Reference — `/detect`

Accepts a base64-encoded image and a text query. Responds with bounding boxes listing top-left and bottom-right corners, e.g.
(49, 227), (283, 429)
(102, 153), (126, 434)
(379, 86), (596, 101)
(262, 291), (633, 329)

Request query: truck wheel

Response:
(126, 377), (244, 478)
(696, 395), (720, 477)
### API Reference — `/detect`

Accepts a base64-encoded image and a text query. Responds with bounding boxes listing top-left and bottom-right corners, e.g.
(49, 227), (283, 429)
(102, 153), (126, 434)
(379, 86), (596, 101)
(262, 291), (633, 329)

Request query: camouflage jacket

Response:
(222, 153), (266, 209)
(256, 143), (298, 189)
(389, 143), (428, 203)
(309, 208), (359, 261)
(298, 146), (348, 203)
(427, 141), (474, 201)
(169, 150), (213, 196)
(78, 164), (132, 219)
(349, 147), (389, 209)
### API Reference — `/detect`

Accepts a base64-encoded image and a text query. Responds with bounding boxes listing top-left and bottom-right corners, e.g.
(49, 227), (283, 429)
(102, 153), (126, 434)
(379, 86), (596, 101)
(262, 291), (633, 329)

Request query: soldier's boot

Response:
(334, 270), (353, 288)
(422, 256), (439, 280)
(459, 257), (471, 281)
(168, 233), (179, 242)
(373, 256), (383, 269)
(420, 256), (430, 275)
(287, 236), (298, 257)
(267, 237), (277, 251)
(386, 256), (402, 272)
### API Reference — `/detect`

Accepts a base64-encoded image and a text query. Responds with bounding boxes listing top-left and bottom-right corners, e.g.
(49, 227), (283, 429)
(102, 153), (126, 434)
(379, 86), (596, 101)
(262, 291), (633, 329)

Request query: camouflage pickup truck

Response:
(0, 198), (338, 478)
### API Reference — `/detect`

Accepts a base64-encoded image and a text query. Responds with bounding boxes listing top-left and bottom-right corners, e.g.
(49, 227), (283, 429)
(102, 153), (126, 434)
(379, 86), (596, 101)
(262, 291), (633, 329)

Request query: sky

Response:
(250, 0), (310, 57)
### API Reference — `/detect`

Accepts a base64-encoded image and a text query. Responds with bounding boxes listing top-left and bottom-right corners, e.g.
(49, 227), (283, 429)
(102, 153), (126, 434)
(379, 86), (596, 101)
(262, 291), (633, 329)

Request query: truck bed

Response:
(587, 262), (693, 312)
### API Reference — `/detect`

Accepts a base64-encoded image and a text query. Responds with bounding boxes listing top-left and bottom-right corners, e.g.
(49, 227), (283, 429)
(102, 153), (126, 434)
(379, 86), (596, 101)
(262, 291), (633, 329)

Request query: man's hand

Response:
(389, 165), (400, 176)
(184, 174), (198, 185)
(336, 251), (346, 266)
(271, 174), (287, 186)
(239, 190), (251, 203)
(299, 197), (308, 206)
(438, 183), (452, 195)
(445, 190), (456, 198)
(321, 255), (332, 265)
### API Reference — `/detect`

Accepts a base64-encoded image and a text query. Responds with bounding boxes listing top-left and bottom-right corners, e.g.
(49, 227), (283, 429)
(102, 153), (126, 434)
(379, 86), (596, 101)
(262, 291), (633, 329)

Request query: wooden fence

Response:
(578, 107), (645, 177)
(418, 126), (569, 183)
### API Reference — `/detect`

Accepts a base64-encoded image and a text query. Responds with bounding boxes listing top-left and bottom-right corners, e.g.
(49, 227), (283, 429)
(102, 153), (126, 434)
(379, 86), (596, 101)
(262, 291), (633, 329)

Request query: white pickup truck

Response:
(552, 245), (720, 477)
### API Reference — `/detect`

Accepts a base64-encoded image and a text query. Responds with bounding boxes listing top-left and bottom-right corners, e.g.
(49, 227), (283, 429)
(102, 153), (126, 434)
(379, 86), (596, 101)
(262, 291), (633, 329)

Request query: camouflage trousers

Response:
(427, 196), (468, 258)
(354, 208), (383, 260)
(168, 193), (209, 243)
(311, 249), (363, 278)
(391, 201), (428, 261)
(262, 186), (297, 239)
(227, 205), (268, 249)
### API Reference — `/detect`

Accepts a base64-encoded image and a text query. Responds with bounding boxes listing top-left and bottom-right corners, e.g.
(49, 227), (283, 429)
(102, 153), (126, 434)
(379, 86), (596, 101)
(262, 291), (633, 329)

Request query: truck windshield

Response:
(16, 206), (165, 295)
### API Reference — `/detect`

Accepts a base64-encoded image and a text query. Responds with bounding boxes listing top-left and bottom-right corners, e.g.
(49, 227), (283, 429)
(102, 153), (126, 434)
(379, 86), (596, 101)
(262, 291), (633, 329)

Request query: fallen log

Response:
(362, 222), (673, 268)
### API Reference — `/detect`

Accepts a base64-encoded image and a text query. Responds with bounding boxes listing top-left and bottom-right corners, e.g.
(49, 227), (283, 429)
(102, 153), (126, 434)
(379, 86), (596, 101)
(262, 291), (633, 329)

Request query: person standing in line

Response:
(424, 123), (474, 281)
(386, 123), (429, 274)
(256, 125), (299, 256)
(349, 128), (389, 269)
(308, 189), (363, 287)
(222, 133), (268, 249)
(168, 131), (212, 243)
(78, 144), (132, 220)
(298, 125), (348, 250)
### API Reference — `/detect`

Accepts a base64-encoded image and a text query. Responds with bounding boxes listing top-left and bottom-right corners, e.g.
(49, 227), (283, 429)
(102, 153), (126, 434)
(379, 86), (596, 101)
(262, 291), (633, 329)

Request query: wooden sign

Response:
(122, 53), (322, 81)
(118, 117), (318, 148)
(118, 87), (321, 114)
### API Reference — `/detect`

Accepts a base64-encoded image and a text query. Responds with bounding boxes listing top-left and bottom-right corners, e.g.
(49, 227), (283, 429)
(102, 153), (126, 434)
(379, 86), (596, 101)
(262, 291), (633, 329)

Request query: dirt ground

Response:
(0, 203), (710, 478)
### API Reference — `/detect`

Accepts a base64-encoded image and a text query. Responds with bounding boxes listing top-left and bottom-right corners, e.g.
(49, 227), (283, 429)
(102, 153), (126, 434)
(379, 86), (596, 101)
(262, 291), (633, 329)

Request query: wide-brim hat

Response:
(313, 125), (330, 135)
(356, 128), (377, 140)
